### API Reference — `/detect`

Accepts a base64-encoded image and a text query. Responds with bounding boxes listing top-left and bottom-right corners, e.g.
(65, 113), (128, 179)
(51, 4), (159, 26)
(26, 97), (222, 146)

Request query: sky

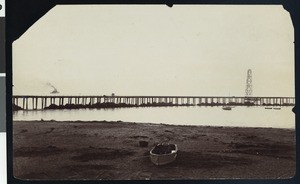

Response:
(12, 5), (294, 97)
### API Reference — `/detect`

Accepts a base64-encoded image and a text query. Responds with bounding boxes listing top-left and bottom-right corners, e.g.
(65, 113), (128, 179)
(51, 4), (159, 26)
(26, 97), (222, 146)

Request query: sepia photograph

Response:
(12, 5), (295, 180)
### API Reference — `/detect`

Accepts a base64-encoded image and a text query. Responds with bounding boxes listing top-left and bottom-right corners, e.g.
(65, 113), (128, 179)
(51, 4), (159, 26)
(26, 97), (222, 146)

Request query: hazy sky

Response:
(13, 5), (294, 96)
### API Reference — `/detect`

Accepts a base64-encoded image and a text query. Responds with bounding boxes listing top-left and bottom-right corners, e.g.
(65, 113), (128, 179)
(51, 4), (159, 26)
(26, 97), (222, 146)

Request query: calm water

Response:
(13, 106), (295, 129)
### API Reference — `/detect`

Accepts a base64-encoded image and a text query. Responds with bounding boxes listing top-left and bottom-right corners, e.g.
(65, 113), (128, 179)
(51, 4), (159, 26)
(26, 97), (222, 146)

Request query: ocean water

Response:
(13, 106), (295, 129)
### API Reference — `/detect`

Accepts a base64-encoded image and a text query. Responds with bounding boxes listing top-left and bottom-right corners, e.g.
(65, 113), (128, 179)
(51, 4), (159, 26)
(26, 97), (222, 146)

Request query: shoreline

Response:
(13, 120), (295, 180)
(13, 120), (295, 130)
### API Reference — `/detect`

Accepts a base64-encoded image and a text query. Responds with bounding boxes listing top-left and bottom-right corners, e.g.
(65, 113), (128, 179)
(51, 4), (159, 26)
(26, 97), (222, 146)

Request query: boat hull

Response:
(150, 144), (178, 166)
(222, 106), (232, 110)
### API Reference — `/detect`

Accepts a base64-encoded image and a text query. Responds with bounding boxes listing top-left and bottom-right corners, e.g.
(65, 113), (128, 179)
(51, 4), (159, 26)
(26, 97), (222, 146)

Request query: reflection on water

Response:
(13, 106), (295, 129)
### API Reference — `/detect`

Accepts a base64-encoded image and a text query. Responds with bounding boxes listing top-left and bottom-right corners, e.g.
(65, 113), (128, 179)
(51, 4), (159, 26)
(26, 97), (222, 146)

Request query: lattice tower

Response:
(245, 69), (252, 97)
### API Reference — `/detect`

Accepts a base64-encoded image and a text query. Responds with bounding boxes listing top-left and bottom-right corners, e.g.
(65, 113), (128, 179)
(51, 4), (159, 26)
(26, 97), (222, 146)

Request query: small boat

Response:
(265, 107), (272, 109)
(273, 107), (281, 110)
(150, 143), (178, 166)
(222, 106), (232, 110)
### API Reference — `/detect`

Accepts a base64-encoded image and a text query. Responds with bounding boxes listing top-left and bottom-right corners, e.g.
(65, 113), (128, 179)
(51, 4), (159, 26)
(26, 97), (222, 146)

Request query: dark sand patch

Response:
(228, 142), (294, 159)
(71, 147), (135, 162)
(175, 151), (252, 169)
(63, 164), (115, 170)
(14, 146), (62, 157)
(129, 135), (149, 139)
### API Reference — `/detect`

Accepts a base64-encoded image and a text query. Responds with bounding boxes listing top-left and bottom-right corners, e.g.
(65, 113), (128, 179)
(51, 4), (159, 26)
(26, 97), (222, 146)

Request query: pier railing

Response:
(12, 95), (295, 110)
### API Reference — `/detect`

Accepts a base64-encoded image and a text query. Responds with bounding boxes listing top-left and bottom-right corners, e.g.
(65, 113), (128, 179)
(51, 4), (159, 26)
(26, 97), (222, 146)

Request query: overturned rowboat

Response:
(150, 143), (178, 166)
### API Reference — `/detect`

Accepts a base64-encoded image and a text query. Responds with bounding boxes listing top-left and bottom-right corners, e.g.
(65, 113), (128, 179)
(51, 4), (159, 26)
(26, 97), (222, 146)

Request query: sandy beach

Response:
(13, 120), (295, 180)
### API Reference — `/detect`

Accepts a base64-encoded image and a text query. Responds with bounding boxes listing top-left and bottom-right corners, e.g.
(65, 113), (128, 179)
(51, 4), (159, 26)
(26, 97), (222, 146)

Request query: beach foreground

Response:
(13, 121), (295, 180)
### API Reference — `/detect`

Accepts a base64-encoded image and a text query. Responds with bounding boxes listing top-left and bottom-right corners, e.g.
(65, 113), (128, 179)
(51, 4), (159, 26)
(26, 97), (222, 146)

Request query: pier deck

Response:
(12, 95), (295, 110)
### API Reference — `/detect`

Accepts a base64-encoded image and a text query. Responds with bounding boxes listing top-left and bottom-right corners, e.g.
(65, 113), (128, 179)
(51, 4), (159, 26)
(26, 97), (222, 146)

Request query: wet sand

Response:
(13, 120), (295, 180)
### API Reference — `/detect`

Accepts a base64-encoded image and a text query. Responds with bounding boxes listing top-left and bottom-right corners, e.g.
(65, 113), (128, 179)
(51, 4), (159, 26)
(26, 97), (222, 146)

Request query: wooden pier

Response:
(12, 95), (295, 110)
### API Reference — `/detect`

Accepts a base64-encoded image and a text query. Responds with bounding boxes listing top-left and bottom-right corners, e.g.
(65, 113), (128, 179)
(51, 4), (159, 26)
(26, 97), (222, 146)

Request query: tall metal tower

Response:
(245, 69), (253, 97)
